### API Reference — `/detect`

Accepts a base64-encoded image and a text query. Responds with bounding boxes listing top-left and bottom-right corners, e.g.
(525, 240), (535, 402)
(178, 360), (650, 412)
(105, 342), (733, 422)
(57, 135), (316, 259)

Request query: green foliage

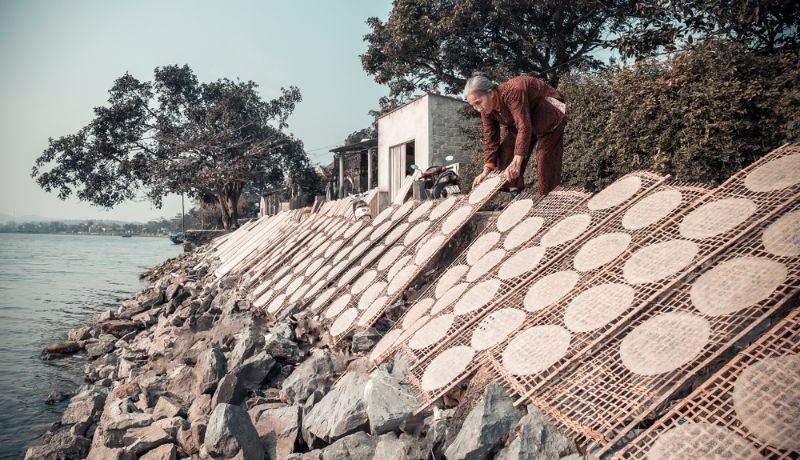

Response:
(456, 40), (798, 193)
(362, 0), (648, 107)
(32, 65), (318, 228)
(560, 40), (799, 191)
(362, 0), (797, 114)
(343, 126), (377, 146)
(620, 0), (799, 57)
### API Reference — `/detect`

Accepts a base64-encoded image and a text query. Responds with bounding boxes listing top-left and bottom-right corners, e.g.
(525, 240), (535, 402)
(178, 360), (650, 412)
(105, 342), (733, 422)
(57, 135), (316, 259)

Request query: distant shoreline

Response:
(0, 231), (170, 238)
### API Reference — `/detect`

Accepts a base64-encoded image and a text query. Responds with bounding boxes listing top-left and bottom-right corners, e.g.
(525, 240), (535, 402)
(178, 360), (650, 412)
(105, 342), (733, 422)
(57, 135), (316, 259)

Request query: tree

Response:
(343, 126), (377, 146)
(32, 65), (311, 229)
(619, 0), (799, 57)
(362, 0), (798, 109)
(362, 0), (651, 106)
(559, 39), (799, 191)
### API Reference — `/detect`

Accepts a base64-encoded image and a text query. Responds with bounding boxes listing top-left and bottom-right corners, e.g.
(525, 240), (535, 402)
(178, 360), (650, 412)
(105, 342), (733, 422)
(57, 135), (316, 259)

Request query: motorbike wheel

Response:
(433, 181), (448, 199)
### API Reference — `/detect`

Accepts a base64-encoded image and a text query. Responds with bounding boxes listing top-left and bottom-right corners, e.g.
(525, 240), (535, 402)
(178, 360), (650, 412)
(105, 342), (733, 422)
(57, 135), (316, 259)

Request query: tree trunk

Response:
(217, 182), (244, 229)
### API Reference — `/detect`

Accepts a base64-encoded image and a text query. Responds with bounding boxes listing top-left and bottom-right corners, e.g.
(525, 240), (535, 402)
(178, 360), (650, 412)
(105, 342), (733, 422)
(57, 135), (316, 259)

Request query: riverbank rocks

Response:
(25, 232), (582, 459)
(496, 405), (577, 460)
(46, 388), (74, 404)
(138, 288), (165, 311)
(101, 319), (141, 337)
(86, 334), (117, 359)
(282, 349), (344, 405)
(365, 368), (422, 435)
(236, 351), (276, 390)
(23, 430), (92, 460)
(193, 345), (227, 394)
(205, 403), (265, 459)
(302, 371), (370, 446)
(249, 404), (301, 460)
(228, 323), (263, 369)
(303, 431), (378, 459)
(139, 443), (177, 460)
(373, 432), (430, 460)
(122, 416), (185, 455)
(303, 372), (369, 446)
(444, 383), (522, 460)
(212, 352), (276, 406)
(153, 397), (183, 420)
(68, 324), (93, 341)
(41, 340), (81, 359)
(61, 387), (107, 436)
(187, 394), (212, 423)
(264, 333), (301, 363)
(176, 422), (205, 456)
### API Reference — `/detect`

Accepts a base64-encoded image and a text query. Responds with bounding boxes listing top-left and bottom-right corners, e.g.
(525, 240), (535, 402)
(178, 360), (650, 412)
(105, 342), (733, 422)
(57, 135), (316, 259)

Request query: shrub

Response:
(459, 39), (800, 193)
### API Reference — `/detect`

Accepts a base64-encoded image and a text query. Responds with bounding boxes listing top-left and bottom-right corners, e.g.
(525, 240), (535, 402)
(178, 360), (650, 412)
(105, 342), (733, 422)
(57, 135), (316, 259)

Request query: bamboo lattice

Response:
(369, 188), (587, 365)
(400, 171), (668, 407)
(522, 154), (800, 453)
(321, 173), (507, 343)
(614, 307), (800, 460)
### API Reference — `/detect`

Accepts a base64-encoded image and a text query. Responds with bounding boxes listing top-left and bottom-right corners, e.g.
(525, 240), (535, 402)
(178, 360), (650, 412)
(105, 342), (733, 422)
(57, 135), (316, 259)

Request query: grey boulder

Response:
(139, 442), (177, 460)
(24, 430), (91, 460)
(61, 387), (107, 436)
(193, 345), (227, 394)
(299, 431), (377, 460)
(373, 432), (428, 460)
(364, 368), (421, 435)
(121, 416), (185, 455)
(496, 405), (576, 460)
(205, 403), (265, 460)
(236, 351), (276, 389)
(263, 333), (300, 363)
(249, 404), (301, 460)
(444, 383), (522, 460)
(302, 372), (369, 446)
(228, 324), (262, 369)
(282, 349), (343, 405)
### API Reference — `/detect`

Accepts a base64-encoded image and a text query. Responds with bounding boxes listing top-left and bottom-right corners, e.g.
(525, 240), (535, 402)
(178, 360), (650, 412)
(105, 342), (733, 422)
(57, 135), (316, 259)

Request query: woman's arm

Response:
(482, 114), (501, 170)
(505, 88), (533, 159)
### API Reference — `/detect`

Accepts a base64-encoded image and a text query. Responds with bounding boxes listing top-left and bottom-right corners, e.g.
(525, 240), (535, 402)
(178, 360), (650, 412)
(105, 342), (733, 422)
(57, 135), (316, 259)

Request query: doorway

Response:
(389, 140), (416, 200)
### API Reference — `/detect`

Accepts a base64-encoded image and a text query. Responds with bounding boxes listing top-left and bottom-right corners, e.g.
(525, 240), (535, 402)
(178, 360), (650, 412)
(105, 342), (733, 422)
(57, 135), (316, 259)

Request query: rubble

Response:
(444, 383), (522, 460)
(301, 371), (370, 446)
(496, 405), (577, 460)
(205, 403), (264, 459)
(249, 404), (301, 460)
(24, 224), (580, 460)
(364, 368), (422, 435)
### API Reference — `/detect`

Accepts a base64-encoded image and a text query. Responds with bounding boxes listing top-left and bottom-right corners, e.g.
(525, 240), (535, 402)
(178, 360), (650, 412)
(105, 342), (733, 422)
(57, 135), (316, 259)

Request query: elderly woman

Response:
(466, 72), (566, 196)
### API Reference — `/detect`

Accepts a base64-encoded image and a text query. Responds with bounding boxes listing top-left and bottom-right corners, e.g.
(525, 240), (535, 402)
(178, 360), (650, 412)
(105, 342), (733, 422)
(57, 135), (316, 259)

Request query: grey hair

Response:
(463, 72), (496, 98)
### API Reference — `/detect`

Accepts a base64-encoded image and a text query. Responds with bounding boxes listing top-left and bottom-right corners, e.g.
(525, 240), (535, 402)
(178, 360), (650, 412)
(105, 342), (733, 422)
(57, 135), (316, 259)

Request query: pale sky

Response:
(0, 0), (392, 222)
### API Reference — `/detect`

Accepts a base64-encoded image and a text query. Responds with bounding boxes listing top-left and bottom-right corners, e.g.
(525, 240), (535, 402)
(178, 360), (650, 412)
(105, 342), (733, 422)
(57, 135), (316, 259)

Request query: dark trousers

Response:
(497, 116), (565, 195)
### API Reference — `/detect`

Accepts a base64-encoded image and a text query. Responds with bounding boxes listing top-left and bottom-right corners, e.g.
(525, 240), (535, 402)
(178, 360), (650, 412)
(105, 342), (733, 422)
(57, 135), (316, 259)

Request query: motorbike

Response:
(411, 155), (461, 199)
(352, 196), (372, 221)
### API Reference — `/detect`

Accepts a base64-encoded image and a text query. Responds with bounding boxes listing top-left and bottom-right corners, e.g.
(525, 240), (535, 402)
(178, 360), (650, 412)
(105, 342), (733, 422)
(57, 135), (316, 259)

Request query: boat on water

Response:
(169, 232), (184, 244)
(121, 234), (132, 238)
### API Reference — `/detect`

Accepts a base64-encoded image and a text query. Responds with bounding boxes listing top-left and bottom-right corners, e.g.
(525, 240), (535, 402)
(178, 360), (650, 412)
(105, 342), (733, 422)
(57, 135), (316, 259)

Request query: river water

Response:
(0, 233), (182, 459)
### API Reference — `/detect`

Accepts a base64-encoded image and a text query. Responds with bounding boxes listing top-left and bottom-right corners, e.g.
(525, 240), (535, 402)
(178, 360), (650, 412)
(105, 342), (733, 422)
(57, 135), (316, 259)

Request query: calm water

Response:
(0, 233), (182, 459)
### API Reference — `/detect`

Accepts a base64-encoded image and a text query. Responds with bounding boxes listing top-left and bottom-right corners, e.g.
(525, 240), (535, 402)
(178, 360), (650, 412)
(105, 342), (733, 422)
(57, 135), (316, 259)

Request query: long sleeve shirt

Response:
(482, 76), (565, 169)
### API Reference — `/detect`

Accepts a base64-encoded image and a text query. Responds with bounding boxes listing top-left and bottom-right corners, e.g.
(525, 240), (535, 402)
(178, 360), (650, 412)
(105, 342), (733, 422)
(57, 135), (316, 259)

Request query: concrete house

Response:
(329, 138), (378, 199)
(377, 93), (478, 200)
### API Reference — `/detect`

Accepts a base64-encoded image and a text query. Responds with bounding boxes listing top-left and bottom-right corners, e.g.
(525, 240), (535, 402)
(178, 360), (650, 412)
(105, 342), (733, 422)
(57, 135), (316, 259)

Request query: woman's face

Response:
(467, 90), (493, 114)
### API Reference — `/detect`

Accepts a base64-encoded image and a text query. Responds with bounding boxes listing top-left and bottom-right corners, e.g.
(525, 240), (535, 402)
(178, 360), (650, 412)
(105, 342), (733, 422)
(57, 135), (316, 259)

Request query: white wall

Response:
(377, 96), (430, 198)
(377, 94), (477, 200)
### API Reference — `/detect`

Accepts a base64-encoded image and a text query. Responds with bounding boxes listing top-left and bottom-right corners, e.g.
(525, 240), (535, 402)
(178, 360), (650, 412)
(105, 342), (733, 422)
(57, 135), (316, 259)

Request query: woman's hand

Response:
(473, 169), (490, 188)
(505, 155), (524, 181)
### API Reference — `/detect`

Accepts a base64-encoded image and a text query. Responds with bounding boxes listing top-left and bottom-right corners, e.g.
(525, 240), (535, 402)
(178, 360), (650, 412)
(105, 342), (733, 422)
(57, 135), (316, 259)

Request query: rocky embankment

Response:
(29, 248), (578, 460)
